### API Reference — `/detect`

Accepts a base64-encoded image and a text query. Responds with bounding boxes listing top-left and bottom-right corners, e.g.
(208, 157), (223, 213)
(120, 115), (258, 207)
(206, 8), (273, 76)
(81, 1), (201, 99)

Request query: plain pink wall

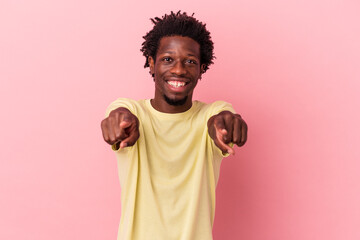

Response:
(1, 0), (359, 239)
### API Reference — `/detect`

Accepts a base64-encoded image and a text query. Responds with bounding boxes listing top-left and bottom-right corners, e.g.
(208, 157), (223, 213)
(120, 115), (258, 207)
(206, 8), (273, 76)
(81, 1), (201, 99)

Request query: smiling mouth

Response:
(166, 80), (188, 88)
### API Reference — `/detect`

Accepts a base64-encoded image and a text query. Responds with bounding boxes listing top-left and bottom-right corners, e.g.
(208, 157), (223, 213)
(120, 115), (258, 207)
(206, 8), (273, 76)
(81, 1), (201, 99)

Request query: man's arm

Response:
(207, 111), (248, 155)
(101, 107), (140, 150)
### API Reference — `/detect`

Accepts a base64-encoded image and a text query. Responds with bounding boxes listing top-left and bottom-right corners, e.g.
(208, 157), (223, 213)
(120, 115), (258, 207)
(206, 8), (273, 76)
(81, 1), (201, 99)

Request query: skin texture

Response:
(207, 111), (248, 155)
(149, 36), (205, 113)
(101, 107), (140, 149)
(101, 35), (247, 153)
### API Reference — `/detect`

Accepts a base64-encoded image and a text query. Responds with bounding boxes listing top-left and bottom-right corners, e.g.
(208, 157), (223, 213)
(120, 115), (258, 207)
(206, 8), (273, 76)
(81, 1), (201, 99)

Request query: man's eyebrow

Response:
(159, 51), (199, 58)
(160, 51), (175, 54)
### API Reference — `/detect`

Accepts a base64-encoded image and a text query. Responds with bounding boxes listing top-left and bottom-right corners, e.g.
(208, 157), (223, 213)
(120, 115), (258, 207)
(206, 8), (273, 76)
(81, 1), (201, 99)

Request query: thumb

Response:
(120, 120), (132, 129)
(215, 127), (235, 155)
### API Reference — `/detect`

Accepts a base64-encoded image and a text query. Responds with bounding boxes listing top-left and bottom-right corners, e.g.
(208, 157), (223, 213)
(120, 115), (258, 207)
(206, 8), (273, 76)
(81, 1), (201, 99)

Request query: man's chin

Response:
(163, 94), (188, 106)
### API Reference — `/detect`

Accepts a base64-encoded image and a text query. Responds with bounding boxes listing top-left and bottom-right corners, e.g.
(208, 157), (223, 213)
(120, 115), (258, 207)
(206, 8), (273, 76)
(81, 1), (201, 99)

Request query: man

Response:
(101, 11), (247, 240)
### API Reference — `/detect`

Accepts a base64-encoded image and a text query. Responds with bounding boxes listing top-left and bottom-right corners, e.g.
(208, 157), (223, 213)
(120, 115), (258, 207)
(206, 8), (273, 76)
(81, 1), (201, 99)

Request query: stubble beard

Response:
(163, 94), (188, 106)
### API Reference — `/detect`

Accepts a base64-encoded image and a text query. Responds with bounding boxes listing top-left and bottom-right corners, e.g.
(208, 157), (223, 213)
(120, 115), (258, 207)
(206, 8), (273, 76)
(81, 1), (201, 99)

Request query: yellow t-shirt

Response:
(105, 98), (235, 240)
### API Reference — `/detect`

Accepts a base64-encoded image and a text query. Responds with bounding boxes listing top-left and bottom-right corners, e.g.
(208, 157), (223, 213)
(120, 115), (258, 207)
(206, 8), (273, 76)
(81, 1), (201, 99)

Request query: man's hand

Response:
(207, 111), (247, 155)
(101, 107), (140, 149)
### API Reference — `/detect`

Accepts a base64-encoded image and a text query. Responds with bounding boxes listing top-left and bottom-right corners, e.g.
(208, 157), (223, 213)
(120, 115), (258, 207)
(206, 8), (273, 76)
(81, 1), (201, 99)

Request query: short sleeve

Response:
(105, 98), (138, 118)
(208, 101), (236, 117)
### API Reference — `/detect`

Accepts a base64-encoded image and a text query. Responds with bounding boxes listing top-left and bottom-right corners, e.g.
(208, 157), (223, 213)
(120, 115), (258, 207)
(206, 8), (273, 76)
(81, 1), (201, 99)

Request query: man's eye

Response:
(163, 57), (172, 62)
(187, 59), (197, 64)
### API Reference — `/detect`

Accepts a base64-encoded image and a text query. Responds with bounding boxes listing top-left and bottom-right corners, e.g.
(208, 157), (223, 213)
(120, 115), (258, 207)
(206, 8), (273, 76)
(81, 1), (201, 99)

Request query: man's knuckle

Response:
(107, 116), (115, 124)
(222, 110), (232, 116)
(109, 109), (118, 117)
(101, 119), (108, 127)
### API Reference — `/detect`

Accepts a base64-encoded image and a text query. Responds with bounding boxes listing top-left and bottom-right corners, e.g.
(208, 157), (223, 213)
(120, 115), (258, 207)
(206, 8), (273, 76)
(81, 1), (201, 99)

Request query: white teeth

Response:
(167, 81), (186, 88)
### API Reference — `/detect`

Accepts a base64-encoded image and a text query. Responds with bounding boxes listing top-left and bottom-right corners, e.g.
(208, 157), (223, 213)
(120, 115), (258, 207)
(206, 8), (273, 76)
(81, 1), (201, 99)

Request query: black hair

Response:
(140, 11), (215, 73)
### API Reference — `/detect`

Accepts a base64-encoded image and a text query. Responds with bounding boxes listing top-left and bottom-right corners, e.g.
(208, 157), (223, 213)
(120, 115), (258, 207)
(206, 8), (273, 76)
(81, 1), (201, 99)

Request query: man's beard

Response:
(163, 94), (188, 106)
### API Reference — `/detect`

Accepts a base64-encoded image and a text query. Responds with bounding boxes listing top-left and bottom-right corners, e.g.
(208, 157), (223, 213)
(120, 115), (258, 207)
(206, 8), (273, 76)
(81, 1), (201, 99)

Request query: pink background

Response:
(1, 0), (359, 239)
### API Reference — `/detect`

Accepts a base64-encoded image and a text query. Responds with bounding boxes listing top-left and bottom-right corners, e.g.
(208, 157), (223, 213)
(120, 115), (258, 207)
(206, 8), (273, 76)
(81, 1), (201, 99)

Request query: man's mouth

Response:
(166, 80), (188, 88)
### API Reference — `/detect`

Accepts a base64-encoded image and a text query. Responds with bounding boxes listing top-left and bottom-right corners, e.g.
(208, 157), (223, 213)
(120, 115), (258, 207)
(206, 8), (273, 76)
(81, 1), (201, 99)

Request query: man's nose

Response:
(170, 60), (186, 75)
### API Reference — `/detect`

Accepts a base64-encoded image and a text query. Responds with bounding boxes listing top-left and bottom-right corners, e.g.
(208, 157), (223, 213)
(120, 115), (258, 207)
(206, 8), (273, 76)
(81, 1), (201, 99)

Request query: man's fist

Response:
(101, 107), (140, 150)
(207, 111), (247, 155)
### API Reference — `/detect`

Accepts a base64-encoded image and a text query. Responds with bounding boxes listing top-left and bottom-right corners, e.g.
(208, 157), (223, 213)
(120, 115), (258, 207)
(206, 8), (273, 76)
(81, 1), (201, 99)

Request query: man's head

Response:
(141, 11), (215, 73)
(141, 11), (214, 112)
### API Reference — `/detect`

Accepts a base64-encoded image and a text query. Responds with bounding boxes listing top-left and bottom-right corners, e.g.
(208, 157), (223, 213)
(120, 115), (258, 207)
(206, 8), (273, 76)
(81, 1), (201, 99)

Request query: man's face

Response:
(149, 36), (204, 111)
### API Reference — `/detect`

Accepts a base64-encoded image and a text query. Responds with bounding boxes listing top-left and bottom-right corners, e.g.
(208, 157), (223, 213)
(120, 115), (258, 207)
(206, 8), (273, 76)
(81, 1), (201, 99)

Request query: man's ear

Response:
(148, 56), (155, 75)
(199, 64), (206, 79)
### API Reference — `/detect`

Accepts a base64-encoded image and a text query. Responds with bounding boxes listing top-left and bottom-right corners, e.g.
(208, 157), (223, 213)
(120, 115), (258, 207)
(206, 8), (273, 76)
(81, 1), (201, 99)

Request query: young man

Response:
(101, 11), (247, 240)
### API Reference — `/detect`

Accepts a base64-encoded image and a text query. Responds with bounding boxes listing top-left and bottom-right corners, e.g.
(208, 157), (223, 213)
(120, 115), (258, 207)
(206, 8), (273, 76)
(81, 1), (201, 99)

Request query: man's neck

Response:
(150, 97), (193, 113)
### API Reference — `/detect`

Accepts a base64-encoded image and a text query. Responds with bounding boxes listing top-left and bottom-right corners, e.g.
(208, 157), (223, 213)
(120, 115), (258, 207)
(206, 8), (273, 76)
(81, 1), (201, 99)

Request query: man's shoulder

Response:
(109, 97), (143, 104)
(191, 100), (235, 121)
(194, 100), (234, 112)
(105, 98), (147, 117)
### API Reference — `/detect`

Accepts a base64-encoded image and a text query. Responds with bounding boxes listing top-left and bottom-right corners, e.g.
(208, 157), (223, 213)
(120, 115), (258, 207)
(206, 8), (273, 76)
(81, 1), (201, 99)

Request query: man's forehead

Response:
(157, 36), (201, 56)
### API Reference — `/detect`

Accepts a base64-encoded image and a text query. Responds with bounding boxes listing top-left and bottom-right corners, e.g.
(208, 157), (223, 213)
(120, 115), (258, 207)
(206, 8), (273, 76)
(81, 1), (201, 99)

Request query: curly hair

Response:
(140, 11), (215, 73)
